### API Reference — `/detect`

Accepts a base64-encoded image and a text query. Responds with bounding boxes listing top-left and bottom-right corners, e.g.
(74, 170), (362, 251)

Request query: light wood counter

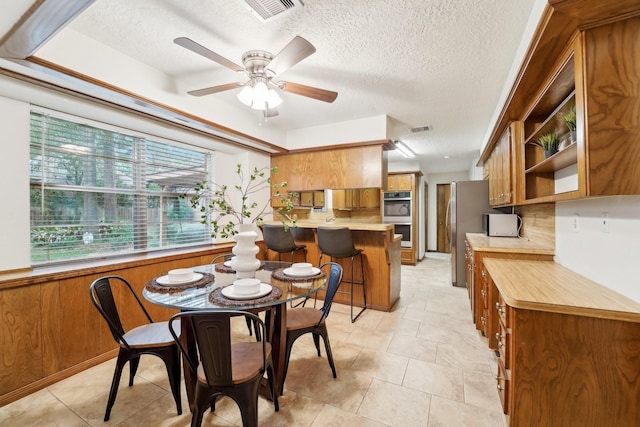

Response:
(263, 221), (401, 311)
(466, 233), (554, 255)
(483, 258), (640, 322)
(291, 221), (394, 232)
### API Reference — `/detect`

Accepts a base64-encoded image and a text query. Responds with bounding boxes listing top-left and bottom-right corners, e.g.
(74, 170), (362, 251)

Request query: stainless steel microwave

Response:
(482, 213), (519, 237)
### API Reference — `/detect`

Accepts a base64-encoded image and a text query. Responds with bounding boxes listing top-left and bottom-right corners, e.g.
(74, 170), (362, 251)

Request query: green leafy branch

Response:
(181, 164), (297, 239)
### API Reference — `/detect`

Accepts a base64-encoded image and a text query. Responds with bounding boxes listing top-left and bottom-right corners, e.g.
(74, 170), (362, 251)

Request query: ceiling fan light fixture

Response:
(394, 140), (416, 158)
(237, 85), (254, 106)
(251, 81), (269, 110)
(267, 88), (283, 108)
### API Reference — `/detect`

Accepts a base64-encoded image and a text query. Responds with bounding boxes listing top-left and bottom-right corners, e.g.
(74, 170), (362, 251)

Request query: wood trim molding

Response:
(271, 139), (394, 156)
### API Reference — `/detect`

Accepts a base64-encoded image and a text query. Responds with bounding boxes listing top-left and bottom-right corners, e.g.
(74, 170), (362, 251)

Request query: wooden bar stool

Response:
(317, 226), (366, 322)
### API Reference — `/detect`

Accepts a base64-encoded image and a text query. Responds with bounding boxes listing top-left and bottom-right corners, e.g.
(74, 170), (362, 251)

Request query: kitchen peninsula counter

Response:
(263, 221), (401, 311)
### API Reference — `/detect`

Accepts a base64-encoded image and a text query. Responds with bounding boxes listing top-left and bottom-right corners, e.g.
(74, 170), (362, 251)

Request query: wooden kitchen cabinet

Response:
(465, 234), (554, 350)
(312, 190), (325, 207)
(358, 188), (380, 208)
(487, 122), (517, 206)
(299, 191), (313, 207)
(333, 188), (380, 209)
(481, 10), (640, 205)
(484, 258), (640, 426)
(271, 144), (388, 192)
(386, 173), (414, 191)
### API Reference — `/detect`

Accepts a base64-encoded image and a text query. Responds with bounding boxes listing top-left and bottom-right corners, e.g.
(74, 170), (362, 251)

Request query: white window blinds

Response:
(29, 110), (212, 265)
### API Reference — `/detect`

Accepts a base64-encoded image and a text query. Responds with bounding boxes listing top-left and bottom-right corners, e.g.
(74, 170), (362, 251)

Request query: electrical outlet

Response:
(572, 214), (579, 232)
(602, 212), (609, 233)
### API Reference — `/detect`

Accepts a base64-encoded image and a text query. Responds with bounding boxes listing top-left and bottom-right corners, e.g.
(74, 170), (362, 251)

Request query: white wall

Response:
(0, 96), (31, 271)
(286, 115), (388, 149)
(555, 196), (640, 302)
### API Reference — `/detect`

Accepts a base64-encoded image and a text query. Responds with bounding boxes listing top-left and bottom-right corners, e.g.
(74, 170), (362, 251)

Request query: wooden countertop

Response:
(483, 258), (640, 323)
(275, 221), (394, 232)
(466, 232), (554, 255)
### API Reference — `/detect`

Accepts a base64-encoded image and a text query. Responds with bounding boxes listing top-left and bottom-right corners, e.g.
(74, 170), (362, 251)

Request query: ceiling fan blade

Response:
(280, 81), (338, 103)
(187, 82), (241, 97)
(174, 37), (244, 72)
(265, 108), (279, 118)
(266, 36), (316, 76)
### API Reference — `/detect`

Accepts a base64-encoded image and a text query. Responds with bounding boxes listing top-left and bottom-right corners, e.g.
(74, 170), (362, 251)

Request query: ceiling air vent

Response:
(411, 125), (432, 133)
(244, 0), (304, 21)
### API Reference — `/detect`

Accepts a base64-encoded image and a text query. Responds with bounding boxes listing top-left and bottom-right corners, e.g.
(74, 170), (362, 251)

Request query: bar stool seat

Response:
(317, 226), (366, 322)
(262, 224), (307, 263)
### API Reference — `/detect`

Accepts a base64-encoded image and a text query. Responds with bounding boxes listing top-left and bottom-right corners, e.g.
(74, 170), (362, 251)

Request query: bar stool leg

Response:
(350, 254), (366, 323)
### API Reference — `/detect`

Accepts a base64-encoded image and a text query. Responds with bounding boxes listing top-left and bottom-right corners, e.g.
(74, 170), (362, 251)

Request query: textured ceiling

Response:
(6, 0), (538, 173)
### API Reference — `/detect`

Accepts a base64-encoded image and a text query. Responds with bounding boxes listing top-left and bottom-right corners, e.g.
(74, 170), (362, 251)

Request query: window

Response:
(29, 110), (212, 265)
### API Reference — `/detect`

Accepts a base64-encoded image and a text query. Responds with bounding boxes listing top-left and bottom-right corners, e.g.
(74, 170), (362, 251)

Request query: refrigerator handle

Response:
(445, 199), (451, 243)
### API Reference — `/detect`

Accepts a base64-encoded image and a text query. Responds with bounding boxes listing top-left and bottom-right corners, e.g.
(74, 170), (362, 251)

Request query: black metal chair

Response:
(317, 226), (367, 322)
(168, 310), (278, 427)
(89, 276), (182, 421)
(261, 224), (306, 262)
(281, 262), (343, 385)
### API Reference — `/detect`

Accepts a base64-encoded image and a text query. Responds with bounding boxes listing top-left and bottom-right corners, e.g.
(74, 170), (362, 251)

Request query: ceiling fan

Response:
(174, 36), (338, 117)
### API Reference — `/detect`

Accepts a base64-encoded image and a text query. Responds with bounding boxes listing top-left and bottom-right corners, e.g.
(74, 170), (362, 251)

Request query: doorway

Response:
(436, 183), (450, 253)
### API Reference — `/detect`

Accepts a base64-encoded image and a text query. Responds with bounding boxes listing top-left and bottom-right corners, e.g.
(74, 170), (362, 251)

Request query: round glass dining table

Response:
(143, 261), (326, 311)
(142, 260), (327, 402)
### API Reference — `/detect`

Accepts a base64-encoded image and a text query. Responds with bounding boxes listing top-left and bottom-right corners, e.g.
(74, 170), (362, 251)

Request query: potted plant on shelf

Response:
(560, 106), (577, 147)
(536, 132), (560, 158)
(182, 164), (297, 278)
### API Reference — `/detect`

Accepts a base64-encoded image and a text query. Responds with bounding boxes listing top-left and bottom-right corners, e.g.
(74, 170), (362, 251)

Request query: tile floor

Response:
(0, 253), (506, 426)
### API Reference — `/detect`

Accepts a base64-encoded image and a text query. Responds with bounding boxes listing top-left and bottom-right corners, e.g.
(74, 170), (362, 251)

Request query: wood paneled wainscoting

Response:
(0, 244), (239, 407)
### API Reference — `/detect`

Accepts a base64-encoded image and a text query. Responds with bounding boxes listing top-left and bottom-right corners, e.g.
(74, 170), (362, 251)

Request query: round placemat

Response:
(271, 267), (326, 284)
(214, 261), (266, 274)
(145, 272), (214, 294)
(209, 284), (283, 306)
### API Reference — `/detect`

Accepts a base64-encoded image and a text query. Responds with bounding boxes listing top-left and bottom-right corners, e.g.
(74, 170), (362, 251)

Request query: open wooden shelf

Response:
(525, 142), (577, 174)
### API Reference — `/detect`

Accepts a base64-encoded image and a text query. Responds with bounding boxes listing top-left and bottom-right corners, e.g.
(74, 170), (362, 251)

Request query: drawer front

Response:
(481, 308), (489, 337)
(497, 359), (510, 414)
(497, 317), (510, 368)
(496, 293), (508, 327)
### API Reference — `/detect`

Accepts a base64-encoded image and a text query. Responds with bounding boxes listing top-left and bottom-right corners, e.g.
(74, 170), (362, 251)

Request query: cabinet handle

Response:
(481, 270), (486, 277)
(497, 384), (504, 392)
(495, 301), (505, 315)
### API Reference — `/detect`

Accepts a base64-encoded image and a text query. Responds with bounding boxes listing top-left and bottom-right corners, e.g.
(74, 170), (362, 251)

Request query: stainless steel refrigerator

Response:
(447, 180), (495, 287)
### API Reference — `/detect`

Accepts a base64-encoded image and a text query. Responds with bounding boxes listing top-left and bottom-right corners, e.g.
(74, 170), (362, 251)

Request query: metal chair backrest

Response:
(89, 276), (153, 349)
(317, 227), (359, 258)
(318, 262), (343, 321)
(168, 310), (267, 387)
(210, 253), (234, 264)
(262, 224), (298, 253)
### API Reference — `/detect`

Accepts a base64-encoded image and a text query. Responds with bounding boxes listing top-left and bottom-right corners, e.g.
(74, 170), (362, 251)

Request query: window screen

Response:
(29, 110), (212, 265)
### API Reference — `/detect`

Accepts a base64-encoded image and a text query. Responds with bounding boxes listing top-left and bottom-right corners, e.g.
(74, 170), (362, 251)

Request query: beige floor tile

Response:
(463, 371), (504, 413)
(427, 395), (505, 427)
(310, 404), (387, 427)
(345, 327), (394, 351)
(357, 378), (431, 427)
(403, 359), (465, 402)
(0, 389), (87, 427)
(375, 316), (421, 337)
(386, 334), (438, 362)
(350, 347), (409, 385)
